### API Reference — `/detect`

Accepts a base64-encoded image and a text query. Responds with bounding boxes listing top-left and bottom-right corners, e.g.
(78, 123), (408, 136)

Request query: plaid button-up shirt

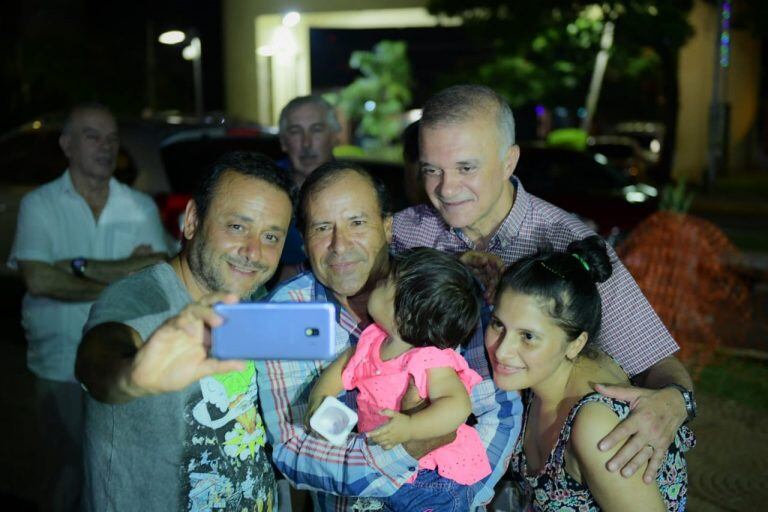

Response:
(392, 178), (678, 378)
(257, 272), (521, 511)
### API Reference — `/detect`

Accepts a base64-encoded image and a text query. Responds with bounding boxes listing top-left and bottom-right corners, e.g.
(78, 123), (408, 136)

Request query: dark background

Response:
(0, 0), (224, 130)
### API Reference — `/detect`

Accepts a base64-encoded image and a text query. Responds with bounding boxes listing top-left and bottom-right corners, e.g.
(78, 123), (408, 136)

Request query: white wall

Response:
(223, 0), (448, 124)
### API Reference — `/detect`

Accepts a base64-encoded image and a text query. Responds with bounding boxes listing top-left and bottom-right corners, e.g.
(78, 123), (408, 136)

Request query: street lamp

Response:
(158, 29), (204, 118)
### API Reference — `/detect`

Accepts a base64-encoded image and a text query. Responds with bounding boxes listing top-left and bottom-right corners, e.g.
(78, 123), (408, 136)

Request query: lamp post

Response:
(159, 29), (204, 117)
(706, 1), (732, 188)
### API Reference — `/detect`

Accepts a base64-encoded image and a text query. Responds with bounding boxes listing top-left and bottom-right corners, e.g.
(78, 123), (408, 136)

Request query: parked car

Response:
(610, 121), (665, 165)
(515, 144), (658, 244)
(586, 135), (649, 182)
(0, 113), (283, 276)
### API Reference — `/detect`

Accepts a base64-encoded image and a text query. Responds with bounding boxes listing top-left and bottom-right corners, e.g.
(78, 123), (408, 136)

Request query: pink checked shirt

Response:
(391, 178), (678, 377)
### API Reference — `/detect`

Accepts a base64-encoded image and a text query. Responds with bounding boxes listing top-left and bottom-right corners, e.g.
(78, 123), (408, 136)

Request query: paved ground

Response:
(686, 394), (768, 511)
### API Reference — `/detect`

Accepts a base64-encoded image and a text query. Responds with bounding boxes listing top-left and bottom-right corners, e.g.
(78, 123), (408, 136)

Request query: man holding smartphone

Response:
(75, 152), (293, 511)
(256, 161), (520, 511)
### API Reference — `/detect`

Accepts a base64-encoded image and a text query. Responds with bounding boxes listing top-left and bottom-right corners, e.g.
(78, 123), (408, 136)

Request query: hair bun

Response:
(567, 236), (612, 284)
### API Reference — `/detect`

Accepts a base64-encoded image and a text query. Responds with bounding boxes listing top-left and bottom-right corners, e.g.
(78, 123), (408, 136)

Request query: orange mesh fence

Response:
(616, 212), (752, 376)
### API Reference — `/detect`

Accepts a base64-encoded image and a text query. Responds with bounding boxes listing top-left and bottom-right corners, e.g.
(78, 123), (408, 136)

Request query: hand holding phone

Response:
(211, 302), (336, 360)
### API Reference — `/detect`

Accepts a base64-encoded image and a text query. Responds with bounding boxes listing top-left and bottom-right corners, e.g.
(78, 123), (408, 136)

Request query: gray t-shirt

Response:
(82, 263), (276, 511)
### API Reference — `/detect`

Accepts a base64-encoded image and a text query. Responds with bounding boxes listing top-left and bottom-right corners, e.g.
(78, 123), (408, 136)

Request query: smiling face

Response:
(304, 170), (392, 304)
(420, 115), (519, 242)
(485, 290), (586, 392)
(280, 102), (338, 183)
(59, 107), (119, 182)
(183, 170), (292, 299)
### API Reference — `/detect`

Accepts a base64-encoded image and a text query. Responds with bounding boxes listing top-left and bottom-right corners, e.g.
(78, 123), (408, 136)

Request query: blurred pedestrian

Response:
(278, 95), (340, 188)
(6, 102), (170, 512)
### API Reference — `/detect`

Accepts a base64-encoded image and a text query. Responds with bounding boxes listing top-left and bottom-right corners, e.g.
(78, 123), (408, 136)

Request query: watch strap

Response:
(665, 383), (696, 424)
(71, 257), (88, 278)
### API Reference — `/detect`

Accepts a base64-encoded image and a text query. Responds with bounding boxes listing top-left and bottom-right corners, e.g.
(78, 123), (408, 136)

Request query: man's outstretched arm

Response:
(77, 293), (245, 404)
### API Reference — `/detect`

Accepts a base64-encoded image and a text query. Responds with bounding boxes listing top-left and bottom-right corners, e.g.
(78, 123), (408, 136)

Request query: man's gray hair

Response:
(278, 95), (341, 134)
(62, 101), (114, 136)
(421, 85), (515, 154)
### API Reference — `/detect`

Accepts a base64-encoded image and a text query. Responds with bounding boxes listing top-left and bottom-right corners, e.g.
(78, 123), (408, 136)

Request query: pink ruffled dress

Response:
(341, 323), (492, 485)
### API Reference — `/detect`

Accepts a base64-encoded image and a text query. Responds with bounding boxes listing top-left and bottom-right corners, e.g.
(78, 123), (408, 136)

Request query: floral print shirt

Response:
(183, 362), (276, 511)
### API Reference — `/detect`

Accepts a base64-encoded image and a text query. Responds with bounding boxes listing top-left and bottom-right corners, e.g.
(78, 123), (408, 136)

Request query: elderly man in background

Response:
(278, 95), (340, 188)
(7, 102), (168, 511)
(276, 95), (341, 275)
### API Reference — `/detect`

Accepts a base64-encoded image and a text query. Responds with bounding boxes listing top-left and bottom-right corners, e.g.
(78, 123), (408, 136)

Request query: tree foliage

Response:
(428, 1), (693, 110)
(427, 1), (696, 180)
(337, 40), (412, 149)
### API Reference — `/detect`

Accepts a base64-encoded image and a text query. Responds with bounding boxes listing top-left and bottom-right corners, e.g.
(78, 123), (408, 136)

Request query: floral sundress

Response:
(510, 391), (696, 511)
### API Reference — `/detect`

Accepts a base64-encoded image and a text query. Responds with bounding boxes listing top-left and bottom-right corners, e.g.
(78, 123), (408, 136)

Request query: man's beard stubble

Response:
(188, 234), (270, 300)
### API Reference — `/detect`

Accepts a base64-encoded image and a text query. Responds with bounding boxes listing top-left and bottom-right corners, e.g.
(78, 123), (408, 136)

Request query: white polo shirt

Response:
(7, 170), (170, 382)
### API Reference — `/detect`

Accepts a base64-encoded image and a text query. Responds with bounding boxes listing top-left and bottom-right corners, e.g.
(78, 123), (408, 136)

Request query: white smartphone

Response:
(211, 302), (336, 360)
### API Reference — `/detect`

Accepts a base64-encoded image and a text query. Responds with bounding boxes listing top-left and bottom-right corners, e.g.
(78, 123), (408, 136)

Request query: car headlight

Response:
(622, 184), (657, 203)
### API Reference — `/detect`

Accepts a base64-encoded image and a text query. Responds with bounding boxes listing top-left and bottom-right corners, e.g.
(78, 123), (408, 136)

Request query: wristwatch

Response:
(665, 384), (697, 424)
(70, 257), (88, 278)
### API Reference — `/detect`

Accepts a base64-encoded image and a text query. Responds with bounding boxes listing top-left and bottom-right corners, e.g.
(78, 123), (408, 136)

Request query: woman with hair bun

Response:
(485, 236), (694, 511)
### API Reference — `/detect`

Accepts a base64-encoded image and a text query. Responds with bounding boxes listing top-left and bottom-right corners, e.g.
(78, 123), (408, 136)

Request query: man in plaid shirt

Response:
(392, 84), (696, 486)
(257, 161), (521, 511)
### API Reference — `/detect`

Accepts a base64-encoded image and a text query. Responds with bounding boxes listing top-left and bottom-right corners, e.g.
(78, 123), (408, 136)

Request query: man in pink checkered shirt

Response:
(392, 84), (696, 485)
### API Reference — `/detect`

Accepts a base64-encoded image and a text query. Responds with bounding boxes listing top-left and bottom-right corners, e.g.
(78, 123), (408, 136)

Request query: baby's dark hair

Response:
(495, 236), (612, 357)
(391, 247), (482, 350)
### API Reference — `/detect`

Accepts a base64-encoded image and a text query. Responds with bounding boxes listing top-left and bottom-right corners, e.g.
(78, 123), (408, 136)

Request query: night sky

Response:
(0, 0), (223, 131)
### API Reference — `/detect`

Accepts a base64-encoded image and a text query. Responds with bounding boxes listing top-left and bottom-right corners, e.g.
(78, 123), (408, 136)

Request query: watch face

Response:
(681, 390), (696, 421)
(71, 258), (87, 276)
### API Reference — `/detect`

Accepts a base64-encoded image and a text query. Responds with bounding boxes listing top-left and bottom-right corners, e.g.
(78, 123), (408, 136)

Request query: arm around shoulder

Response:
(571, 402), (666, 512)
